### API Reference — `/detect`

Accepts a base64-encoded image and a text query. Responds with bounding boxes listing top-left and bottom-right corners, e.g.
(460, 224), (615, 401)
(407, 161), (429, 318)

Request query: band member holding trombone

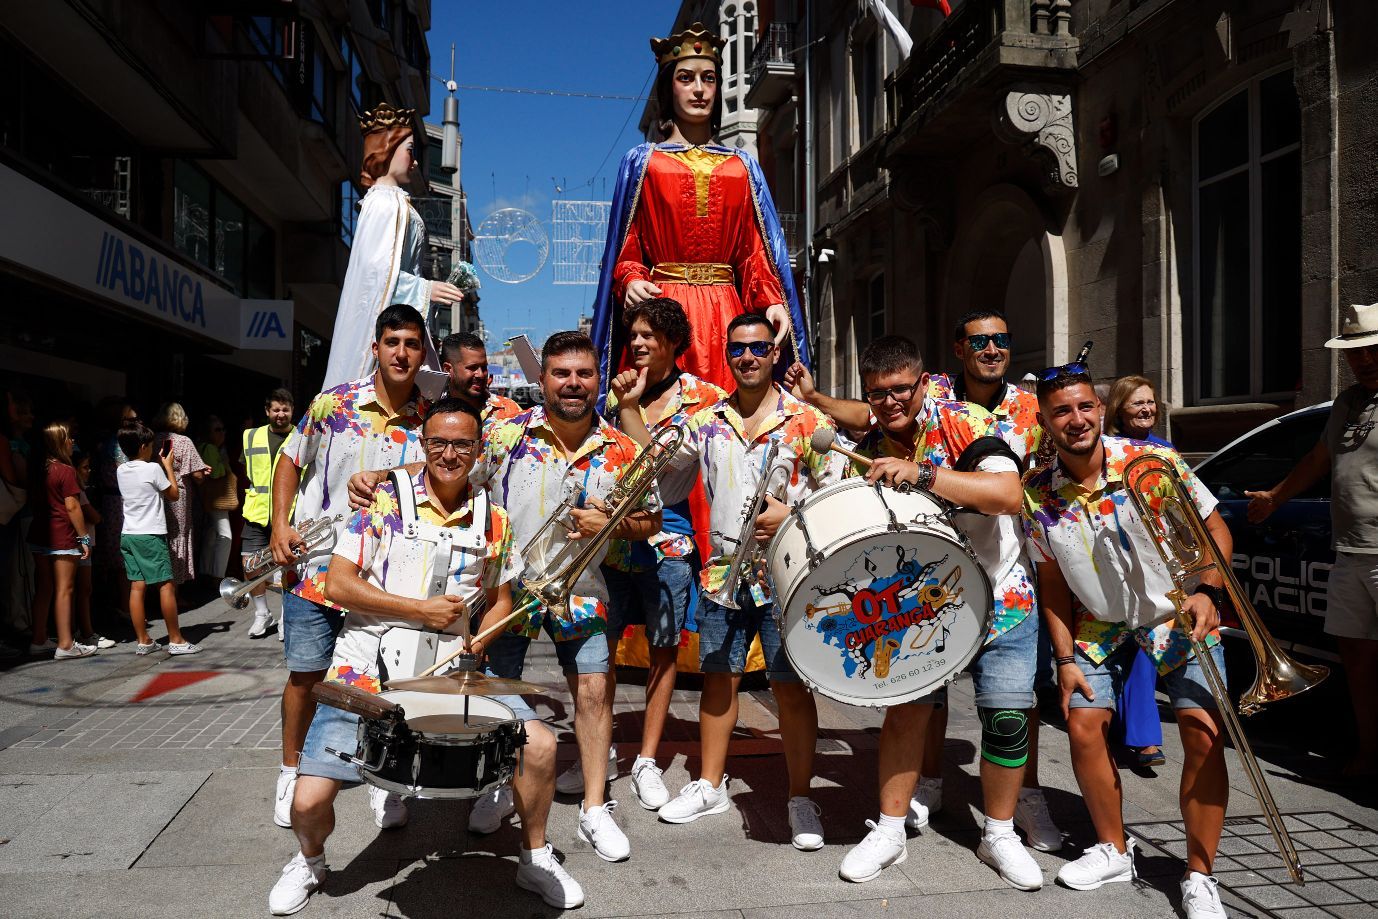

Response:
(1023, 365), (1230, 919)
(621, 313), (844, 848)
(269, 399), (583, 914)
(477, 331), (662, 863)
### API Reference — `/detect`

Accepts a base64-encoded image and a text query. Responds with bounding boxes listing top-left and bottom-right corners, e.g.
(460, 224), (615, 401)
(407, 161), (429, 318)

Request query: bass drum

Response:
(767, 478), (993, 707)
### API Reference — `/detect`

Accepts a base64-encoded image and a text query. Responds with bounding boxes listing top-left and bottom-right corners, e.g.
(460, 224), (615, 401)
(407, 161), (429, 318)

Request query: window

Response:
(173, 161), (275, 296)
(425, 137), (451, 185)
(341, 35), (365, 114)
(1195, 410), (1330, 501)
(245, 216), (275, 299)
(173, 161), (212, 268)
(1194, 69), (1301, 401)
(367, 0), (392, 31)
(339, 180), (361, 246)
(855, 31), (881, 144)
(867, 273), (886, 343)
(214, 189), (245, 294)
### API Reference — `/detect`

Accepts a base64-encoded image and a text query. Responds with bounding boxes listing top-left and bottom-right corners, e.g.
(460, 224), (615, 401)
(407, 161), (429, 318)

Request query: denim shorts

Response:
(30, 544), (82, 557)
(603, 556), (694, 649)
(696, 588), (799, 683)
(298, 689), (537, 784)
(484, 628), (608, 677)
(967, 610), (1040, 710)
(1069, 640), (1223, 712)
(282, 591), (346, 673)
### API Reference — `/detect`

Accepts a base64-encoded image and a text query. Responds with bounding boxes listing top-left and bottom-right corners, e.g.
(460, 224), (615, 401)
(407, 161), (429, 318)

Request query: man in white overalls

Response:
(267, 400), (583, 915)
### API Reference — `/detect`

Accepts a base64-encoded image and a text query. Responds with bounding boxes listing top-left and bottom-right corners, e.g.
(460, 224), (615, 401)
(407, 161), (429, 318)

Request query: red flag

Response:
(911, 0), (953, 15)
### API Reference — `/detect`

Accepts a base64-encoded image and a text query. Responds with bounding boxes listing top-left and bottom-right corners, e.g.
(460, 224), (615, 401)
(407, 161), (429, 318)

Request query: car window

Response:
(1195, 411), (1331, 500)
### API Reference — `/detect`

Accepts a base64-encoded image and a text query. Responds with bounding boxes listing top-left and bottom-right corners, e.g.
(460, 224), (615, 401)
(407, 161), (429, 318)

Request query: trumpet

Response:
(707, 438), (782, 609)
(520, 424), (684, 621)
(1124, 453), (1328, 885)
(219, 514), (343, 610)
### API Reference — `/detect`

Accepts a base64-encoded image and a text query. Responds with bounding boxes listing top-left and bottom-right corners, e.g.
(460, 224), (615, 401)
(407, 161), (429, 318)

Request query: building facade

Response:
(1, 0), (433, 425)
(420, 120), (479, 339)
(748, 0), (1373, 453)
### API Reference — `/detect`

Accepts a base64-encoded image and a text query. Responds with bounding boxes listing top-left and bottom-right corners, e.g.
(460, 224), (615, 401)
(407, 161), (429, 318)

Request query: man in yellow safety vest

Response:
(241, 387), (295, 638)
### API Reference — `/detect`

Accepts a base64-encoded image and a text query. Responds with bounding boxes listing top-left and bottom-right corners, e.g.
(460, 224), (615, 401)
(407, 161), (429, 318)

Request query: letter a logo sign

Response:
(239, 299), (295, 351)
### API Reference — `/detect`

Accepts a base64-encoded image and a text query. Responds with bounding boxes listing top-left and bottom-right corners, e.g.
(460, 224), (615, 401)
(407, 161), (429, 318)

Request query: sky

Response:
(425, 1), (672, 352)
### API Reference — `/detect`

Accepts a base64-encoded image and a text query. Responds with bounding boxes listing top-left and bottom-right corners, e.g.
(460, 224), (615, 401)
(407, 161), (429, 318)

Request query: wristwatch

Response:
(915, 462), (937, 492)
(1193, 583), (1224, 607)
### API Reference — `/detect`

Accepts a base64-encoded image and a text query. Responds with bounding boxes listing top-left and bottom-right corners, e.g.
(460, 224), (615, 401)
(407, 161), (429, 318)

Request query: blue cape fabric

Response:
(590, 142), (811, 407)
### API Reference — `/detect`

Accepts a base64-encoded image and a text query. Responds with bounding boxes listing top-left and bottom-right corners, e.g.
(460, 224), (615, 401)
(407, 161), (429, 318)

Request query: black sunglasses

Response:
(1035, 361), (1090, 382)
(965, 332), (1012, 351)
(863, 381), (920, 406)
(727, 340), (774, 359)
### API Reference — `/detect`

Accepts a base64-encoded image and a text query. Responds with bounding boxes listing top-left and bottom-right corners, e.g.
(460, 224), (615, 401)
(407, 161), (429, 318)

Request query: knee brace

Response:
(978, 707), (1030, 768)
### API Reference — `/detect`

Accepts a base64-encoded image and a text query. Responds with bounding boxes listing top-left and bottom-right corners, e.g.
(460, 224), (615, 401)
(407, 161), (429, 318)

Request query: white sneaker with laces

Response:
(976, 831), (1044, 890)
(166, 641), (202, 656)
(1181, 871), (1227, 918)
(577, 800), (630, 862)
(54, 642), (97, 659)
(631, 756), (670, 810)
(369, 785), (408, 829)
(1014, 788), (1064, 852)
(1057, 839), (1136, 890)
(556, 746), (618, 796)
(268, 851), (326, 916)
(516, 844), (585, 908)
(658, 776), (731, 824)
(274, 768), (298, 828)
(83, 634), (117, 650)
(839, 820), (907, 882)
(788, 797), (825, 851)
(248, 612), (272, 638)
(468, 785), (515, 834)
(906, 777), (943, 830)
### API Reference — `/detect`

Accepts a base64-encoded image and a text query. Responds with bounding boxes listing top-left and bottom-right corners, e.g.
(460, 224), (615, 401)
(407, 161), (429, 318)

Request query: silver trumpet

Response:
(707, 438), (782, 609)
(219, 514), (343, 610)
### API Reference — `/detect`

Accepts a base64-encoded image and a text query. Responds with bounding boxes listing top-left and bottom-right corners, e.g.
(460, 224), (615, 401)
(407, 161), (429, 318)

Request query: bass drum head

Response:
(778, 528), (992, 707)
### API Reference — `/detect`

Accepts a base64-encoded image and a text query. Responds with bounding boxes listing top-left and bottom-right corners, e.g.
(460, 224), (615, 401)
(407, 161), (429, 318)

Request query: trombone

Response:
(1124, 452), (1328, 885)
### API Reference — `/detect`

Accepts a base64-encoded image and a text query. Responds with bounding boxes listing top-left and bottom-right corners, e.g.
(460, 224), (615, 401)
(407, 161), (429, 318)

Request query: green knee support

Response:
(978, 707), (1030, 768)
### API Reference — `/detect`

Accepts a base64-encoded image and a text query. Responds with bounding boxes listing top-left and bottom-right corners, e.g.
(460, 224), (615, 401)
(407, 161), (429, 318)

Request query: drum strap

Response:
(953, 436), (1021, 474)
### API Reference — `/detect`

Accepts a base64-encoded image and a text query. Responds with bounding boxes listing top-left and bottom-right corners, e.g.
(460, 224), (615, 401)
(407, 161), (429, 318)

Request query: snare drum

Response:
(330, 692), (526, 800)
(767, 478), (993, 707)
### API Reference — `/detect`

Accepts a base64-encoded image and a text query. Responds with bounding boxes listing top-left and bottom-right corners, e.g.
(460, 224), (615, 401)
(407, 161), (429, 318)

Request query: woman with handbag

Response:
(197, 415), (237, 585)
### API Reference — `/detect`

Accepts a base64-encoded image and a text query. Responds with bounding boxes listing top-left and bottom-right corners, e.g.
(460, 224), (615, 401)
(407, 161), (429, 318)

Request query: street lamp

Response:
(441, 45), (459, 174)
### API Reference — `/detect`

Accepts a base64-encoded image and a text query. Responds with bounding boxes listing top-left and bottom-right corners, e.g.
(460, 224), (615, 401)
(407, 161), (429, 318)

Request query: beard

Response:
(1054, 429), (1099, 456)
(547, 395), (593, 423)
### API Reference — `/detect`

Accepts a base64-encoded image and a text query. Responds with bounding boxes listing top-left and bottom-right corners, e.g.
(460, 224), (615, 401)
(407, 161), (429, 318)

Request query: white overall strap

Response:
(449, 487), (488, 551)
(390, 468), (421, 539)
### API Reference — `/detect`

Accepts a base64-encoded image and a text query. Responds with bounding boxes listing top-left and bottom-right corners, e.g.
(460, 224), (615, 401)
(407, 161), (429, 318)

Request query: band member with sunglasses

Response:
(1024, 365), (1231, 918)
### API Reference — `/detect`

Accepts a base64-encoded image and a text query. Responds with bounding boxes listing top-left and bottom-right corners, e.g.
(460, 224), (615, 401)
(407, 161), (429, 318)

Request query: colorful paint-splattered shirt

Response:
(928, 373), (1042, 463)
(482, 392), (523, 431)
(481, 406), (662, 640)
(281, 376), (429, 610)
(324, 472), (520, 693)
(849, 396), (1034, 643)
(1022, 435), (1220, 673)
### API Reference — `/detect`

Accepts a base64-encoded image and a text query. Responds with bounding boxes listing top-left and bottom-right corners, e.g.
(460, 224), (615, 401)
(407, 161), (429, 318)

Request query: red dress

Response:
(612, 148), (787, 391)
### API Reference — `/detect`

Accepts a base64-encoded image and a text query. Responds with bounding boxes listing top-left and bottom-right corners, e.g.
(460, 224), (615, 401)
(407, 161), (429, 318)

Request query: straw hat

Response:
(1326, 302), (1378, 349)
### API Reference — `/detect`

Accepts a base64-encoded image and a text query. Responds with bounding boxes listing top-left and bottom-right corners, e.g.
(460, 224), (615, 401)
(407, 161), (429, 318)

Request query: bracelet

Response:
(915, 462), (937, 492)
(1055, 655), (1076, 666)
(77, 535), (92, 546)
(1193, 583), (1225, 607)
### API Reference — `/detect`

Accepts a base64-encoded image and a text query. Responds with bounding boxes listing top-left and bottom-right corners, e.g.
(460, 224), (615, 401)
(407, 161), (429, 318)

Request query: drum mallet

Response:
(810, 428), (876, 469)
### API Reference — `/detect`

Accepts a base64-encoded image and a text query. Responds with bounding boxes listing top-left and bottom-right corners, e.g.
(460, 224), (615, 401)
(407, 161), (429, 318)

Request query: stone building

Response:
(420, 121), (480, 338)
(748, 0), (1373, 452)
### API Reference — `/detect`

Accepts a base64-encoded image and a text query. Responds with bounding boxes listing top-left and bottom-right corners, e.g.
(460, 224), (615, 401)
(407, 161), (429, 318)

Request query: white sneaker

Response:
(468, 785), (515, 834)
(788, 797), (825, 851)
(369, 785), (408, 829)
(166, 641), (202, 656)
(907, 777), (943, 830)
(278, 619), (285, 642)
(977, 831), (1044, 891)
(135, 641), (161, 655)
(1181, 871), (1227, 918)
(274, 768), (298, 828)
(839, 820), (908, 882)
(1014, 788), (1064, 852)
(1057, 839), (1136, 891)
(555, 745), (617, 796)
(658, 776), (731, 824)
(516, 844), (585, 908)
(268, 852), (326, 915)
(54, 642), (97, 659)
(248, 612), (272, 638)
(577, 800), (630, 862)
(631, 756), (670, 810)
(83, 634), (117, 649)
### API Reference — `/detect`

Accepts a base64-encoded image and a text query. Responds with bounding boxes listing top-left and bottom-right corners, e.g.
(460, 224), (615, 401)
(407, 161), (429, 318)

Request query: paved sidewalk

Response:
(2, 594), (1377, 918)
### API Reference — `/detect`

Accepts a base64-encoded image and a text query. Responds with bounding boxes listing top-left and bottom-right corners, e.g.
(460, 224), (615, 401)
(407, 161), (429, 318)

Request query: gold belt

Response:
(650, 262), (735, 286)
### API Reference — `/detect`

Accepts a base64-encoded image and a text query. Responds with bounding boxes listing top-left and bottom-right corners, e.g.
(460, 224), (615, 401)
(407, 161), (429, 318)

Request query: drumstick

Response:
(810, 428), (874, 469)
(412, 596), (540, 680)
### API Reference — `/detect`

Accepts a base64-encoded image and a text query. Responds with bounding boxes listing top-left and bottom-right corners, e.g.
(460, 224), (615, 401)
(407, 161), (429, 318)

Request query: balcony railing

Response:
(746, 22), (796, 109)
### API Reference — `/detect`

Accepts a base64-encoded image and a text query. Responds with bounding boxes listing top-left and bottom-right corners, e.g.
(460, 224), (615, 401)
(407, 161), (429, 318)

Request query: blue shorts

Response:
(484, 628), (609, 677)
(603, 556), (694, 649)
(1069, 640), (1223, 712)
(696, 588), (799, 683)
(299, 689), (537, 784)
(282, 592), (346, 673)
(968, 610), (1040, 710)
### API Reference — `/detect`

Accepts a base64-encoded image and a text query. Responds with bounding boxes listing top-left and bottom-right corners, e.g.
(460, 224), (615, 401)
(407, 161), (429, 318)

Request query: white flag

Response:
(867, 0), (914, 59)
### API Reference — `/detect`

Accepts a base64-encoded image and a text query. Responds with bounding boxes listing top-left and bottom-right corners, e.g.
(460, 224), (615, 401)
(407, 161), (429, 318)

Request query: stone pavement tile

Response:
(1334, 875), (1378, 901)
(137, 768), (305, 867)
(0, 770), (209, 874)
(740, 882), (1194, 918)
(1331, 906), (1378, 919)
(0, 773), (87, 839)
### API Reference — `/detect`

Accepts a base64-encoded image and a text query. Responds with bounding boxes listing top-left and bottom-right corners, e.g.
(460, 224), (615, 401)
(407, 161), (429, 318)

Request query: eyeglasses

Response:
(863, 381), (920, 405)
(965, 332), (1012, 351)
(727, 340), (774, 359)
(1035, 361), (1089, 382)
(421, 437), (478, 456)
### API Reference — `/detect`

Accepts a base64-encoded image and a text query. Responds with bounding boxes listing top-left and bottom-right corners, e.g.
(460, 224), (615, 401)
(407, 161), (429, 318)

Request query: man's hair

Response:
(423, 397), (482, 430)
(541, 331), (597, 371)
(440, 331), (487, 364)
(726, 312), (773, 339)
(859, 335), (924, 379)
(116, 421), (155, 459)
(953, 309), (1008, 342)
(624, 298), (691, 357)
(375, 304), (426, 341)
(1035, 370), (1095, 404)
(265, 387), (293, 409)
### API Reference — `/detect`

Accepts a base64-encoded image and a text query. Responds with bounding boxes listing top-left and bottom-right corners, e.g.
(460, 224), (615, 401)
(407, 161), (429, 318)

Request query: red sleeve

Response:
(732, 212), (786, 311)
(612, 216), (652, 305)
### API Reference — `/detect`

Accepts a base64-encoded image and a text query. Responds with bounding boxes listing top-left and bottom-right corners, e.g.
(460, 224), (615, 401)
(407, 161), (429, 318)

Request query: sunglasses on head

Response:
(727, 340), (774, 359)
(965, 332), (1012, 351)
(1035, 361), (1090, 382)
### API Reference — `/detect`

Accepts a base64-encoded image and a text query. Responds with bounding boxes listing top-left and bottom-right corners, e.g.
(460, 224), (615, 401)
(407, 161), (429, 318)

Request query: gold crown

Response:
(358, 102), (415, 134)
(650, 21), (725, 67)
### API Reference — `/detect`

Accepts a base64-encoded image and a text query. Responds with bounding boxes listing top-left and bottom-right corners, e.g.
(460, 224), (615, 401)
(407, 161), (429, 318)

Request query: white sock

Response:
(878, 812), (907, 833)
(633, 755), (655, 768)
(519, 846), (543, 863)
(985, 815), (1016, 839)
(300, 851), (324, 867)
(253, 594), (270, 615)
(281, 764), (297, 775)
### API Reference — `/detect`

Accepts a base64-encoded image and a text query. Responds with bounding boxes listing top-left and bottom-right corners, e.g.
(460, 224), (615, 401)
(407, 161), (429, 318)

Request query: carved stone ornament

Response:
(995, 86), (1078, 189)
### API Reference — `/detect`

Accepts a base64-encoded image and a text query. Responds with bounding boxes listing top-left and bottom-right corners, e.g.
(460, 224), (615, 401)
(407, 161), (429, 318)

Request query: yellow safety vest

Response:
(242, 425), (288, 526)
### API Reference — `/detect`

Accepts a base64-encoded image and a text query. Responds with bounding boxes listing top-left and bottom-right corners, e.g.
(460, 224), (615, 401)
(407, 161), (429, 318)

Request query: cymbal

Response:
(384, 670), (549, 695)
